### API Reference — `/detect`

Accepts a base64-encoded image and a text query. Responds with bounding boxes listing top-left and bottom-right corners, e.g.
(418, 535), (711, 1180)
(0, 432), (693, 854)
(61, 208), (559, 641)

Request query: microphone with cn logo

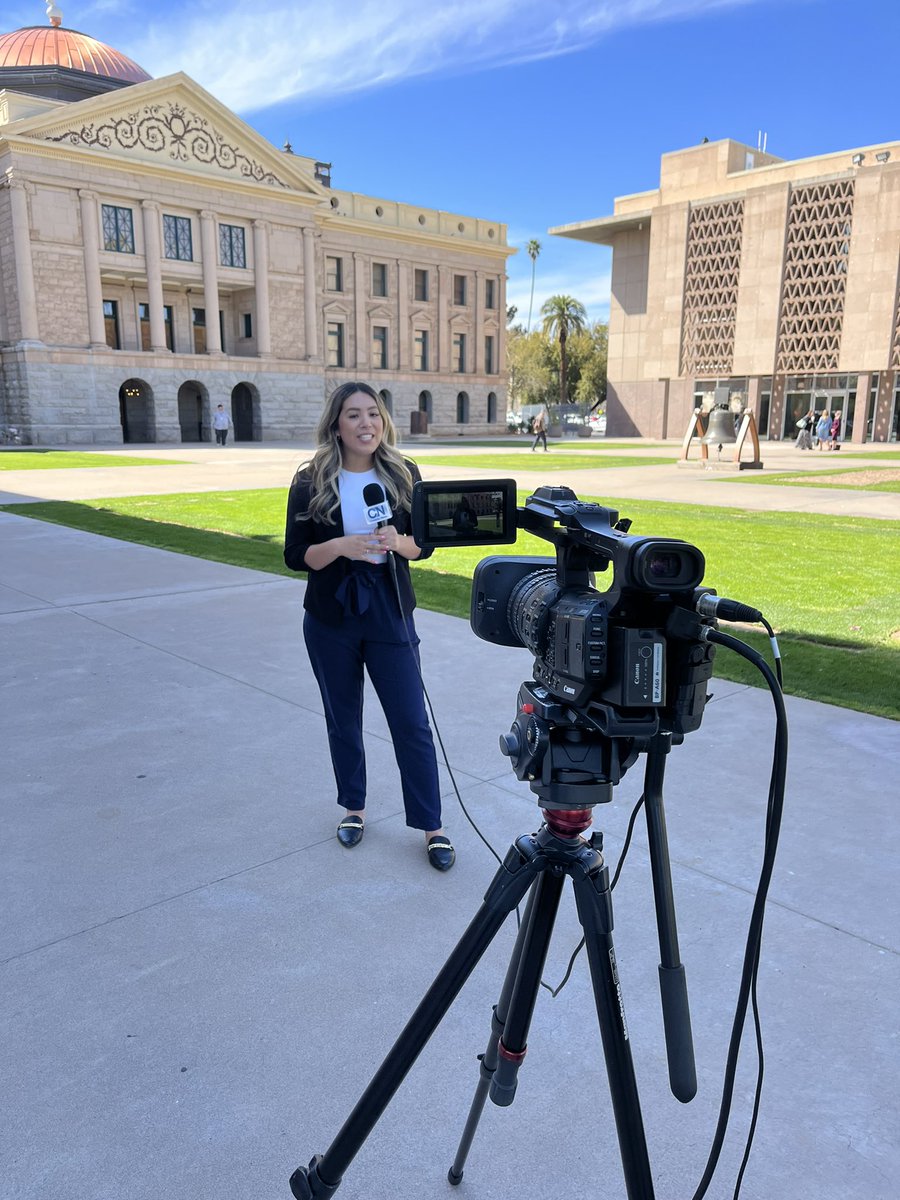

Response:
(362, 481), (392, 529)
(362, 481), (402, 607)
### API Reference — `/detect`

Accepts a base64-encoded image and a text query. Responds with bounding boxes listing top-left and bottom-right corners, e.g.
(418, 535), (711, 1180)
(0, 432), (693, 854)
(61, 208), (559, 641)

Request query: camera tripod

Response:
(290, 734), (695, 1200)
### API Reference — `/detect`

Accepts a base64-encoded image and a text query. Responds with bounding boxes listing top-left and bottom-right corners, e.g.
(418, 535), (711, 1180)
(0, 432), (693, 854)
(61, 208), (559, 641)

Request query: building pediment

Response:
(3, 73), (327, 199)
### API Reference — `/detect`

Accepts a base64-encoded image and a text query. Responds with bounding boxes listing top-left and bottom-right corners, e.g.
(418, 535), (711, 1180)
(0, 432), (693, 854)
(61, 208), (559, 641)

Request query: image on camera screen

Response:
(412, 480), (517, 548)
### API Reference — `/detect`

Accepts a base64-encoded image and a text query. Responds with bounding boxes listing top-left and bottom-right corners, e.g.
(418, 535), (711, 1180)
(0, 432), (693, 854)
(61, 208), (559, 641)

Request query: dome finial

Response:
(46, 2), (63, 28)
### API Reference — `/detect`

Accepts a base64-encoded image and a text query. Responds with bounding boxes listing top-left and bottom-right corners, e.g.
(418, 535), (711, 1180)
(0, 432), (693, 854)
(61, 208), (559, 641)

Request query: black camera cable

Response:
(540, 602), (788, 1199)
(686, 625), (787, 1200)
(386, 553), (507, 867)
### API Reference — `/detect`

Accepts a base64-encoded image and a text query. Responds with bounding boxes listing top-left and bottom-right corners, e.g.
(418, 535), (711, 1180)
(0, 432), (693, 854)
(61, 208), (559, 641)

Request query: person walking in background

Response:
(795, 408), (814, 450)
(815, 409), (831, 450)
(829, 410), (843, 451)
(213, 404), (230, 446)
(283, 381), (455, 872)
(531, 407), (549, 452)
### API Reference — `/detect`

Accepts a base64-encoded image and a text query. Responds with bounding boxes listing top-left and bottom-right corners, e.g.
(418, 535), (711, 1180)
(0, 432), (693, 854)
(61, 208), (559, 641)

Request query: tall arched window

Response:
(418, 390), (433, 420)
(487, 392), (497, 423)
(456, 392), (470, 423)
(378, 389), (393, 415)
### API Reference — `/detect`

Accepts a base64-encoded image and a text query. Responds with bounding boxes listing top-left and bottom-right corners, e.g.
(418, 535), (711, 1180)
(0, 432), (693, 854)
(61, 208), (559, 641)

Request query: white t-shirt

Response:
(339, 468), (387, 564)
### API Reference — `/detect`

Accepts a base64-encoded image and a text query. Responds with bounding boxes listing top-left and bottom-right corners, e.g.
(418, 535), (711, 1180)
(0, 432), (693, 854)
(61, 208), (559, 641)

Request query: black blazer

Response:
(283, 459), (432, 625)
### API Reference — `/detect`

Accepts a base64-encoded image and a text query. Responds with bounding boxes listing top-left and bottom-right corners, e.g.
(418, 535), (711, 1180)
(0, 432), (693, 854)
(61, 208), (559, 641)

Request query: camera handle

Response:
(290, 814), (655, 1200)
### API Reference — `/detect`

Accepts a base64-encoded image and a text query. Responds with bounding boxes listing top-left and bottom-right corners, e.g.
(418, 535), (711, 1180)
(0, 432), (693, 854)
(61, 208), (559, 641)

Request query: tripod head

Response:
(500, 680), (642, 811)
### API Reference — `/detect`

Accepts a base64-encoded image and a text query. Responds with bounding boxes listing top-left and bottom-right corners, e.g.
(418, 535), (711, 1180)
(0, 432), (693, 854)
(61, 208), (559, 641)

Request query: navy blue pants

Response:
(303, 570), (442, 831)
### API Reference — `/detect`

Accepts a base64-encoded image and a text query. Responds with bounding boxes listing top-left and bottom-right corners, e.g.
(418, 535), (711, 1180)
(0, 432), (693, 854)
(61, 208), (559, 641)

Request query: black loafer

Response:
(426, 835), (456, 872)
(337, 815), (364, 848)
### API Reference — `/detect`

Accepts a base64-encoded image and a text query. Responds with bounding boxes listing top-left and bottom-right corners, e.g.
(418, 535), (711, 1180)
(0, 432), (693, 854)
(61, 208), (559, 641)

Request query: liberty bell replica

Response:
(702, 387), (738, 456)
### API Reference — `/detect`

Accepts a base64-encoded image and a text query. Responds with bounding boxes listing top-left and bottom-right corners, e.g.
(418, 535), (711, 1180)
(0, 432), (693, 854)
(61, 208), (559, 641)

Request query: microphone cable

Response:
(383, 533), (506, 867)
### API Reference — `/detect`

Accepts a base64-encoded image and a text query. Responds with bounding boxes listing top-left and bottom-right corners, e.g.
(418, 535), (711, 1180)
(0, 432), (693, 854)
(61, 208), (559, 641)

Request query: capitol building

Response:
(0, 4), (512, 444)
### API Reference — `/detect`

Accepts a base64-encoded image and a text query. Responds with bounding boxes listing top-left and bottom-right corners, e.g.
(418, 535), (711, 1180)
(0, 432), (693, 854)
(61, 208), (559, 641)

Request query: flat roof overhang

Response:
(549, 210), (653, 245)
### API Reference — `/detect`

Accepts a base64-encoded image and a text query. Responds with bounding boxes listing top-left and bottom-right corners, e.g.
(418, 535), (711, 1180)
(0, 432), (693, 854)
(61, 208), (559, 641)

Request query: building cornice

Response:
(318, 213), (513, 260)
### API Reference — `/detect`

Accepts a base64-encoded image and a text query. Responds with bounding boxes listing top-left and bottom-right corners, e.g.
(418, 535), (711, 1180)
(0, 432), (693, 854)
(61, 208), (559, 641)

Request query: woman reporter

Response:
(284, 381), (454, 871)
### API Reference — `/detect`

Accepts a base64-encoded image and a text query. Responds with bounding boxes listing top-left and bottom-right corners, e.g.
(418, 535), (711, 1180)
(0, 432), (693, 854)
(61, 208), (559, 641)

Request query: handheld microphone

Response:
(362, 481), (402, 610)
(362, 482), (392, 529)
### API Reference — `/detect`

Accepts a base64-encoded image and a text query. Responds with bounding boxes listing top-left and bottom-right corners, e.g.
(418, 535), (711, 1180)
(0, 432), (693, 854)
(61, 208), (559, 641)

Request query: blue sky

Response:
(9, 1), (897, 324)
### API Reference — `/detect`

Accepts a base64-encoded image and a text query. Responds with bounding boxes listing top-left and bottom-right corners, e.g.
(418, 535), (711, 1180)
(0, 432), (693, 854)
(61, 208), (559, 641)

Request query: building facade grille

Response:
(679, 198), (744, 377)
(775, 179), (854, 374)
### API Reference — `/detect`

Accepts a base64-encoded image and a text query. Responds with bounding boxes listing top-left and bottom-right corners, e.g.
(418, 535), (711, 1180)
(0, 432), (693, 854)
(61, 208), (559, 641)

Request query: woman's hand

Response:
(378, 527), (422, 559)
(340, 533), (384, 561)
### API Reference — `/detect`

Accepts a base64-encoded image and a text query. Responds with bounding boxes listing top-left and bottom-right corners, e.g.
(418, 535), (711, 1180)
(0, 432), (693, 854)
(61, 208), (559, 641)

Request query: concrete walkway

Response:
(1, 446), (898, 1200)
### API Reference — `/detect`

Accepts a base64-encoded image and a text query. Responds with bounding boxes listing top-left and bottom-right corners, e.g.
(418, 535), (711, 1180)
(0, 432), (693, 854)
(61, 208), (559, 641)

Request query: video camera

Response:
(412, 480), (718, 807)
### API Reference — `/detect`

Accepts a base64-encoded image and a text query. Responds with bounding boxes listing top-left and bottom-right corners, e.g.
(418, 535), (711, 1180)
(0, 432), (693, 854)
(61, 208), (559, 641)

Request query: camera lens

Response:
(507, 569), (559, 657)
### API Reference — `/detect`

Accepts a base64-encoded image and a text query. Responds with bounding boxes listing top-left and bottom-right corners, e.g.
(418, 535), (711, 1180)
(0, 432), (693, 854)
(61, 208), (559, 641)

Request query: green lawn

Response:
(840, 449), (900, 460)
(719, 468), (900, 492)
(409, 453), (676, 472)
(4, 487), (897, 719)
(0, 450), (183, 470)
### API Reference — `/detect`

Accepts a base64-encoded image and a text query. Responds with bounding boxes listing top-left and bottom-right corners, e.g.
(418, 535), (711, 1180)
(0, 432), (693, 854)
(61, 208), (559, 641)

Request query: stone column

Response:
(873, 370), (894, 442)
(498, 273), (508, 385)
(437, 266), (451, 373)
(354, 251), (367, 369)
(78, 189), (108, 348)
(141, 201), (168, 351)
(746, 377), (761, 429)
(769, 375), (786, 439)
(852, 372), (870, 443)
(7, 177), (41, 344)
(199, 210), (222, 354)
(252, 220), (272, 357)
(302, 226), (318, 359)
(397, 259), (409, 370)
(474, 269), (485, 375)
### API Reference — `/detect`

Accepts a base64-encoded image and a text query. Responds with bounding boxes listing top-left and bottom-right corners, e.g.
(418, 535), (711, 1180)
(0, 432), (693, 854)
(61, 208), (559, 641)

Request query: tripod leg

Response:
(448, 868), (565, 1184)
(290, 840), (541, 1200)
(448, 883), (539, 1184)
(643, 736), (697, 1102)
(572, 860), (656, 1200)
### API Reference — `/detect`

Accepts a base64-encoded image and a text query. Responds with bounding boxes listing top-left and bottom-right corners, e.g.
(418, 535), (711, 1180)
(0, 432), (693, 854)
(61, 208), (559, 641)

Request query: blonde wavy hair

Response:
(301, 382), (414, 524)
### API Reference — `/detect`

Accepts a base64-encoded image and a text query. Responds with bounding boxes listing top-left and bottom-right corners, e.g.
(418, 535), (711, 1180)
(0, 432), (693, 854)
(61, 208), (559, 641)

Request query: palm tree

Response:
(526, 239), (541, 331)
(540, 294), (588, 411)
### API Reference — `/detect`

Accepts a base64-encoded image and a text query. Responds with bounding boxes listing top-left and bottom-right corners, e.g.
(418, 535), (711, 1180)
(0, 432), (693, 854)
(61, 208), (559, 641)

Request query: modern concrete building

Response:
(553, 137), (900, 442)
(0, 6), (512, 445)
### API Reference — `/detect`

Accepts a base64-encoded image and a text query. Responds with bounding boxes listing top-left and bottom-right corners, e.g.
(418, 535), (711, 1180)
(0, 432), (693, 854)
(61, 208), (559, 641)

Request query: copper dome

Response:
(0, 24), (150, 84)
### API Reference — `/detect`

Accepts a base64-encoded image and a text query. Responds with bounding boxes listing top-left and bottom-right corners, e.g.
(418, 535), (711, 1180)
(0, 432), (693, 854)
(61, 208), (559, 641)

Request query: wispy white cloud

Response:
(128, 0), (757, 113)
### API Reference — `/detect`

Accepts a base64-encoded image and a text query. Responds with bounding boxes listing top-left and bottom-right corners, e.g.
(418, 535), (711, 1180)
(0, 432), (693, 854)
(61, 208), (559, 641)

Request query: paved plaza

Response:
(1, 439), (898, 1199)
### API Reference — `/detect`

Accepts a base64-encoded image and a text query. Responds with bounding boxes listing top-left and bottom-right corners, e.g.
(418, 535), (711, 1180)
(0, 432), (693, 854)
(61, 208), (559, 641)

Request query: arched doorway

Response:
(456, 392), (470, 424)
(487, 392), (497, 423)
(378, 389), (393, 415)
(231, 382), (260, 441)
(177, 381), (209, 442)
(417, 390), (433, 421)
(118, 379), (155, 443)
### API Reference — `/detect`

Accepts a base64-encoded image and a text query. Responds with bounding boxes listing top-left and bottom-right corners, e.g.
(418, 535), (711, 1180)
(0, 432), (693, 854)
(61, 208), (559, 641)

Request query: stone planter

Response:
(547, 423), (563, 438)
(577, 425), (593, 437)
